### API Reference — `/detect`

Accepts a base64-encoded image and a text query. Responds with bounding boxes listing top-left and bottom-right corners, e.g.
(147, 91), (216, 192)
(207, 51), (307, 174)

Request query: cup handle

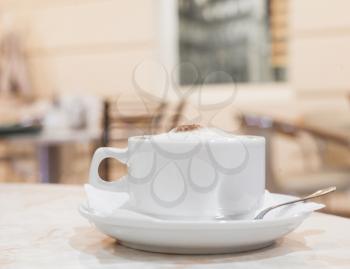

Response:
(89, 147), (128, 192)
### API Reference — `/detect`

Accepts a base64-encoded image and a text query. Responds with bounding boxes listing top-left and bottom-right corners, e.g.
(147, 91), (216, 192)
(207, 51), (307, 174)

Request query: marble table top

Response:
(1, 183), (350, 269)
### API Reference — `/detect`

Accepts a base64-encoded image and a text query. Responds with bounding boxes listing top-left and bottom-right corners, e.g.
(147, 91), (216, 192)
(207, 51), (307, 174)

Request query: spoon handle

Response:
(254, 186), (336, 220)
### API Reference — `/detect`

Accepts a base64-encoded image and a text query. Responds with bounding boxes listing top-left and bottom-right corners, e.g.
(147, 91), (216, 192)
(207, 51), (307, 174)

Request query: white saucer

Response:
(79, 192), (323, 254)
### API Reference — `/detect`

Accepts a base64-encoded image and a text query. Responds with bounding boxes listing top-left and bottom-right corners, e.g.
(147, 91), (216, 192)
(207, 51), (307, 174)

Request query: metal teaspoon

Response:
(254, 186), (336, 220)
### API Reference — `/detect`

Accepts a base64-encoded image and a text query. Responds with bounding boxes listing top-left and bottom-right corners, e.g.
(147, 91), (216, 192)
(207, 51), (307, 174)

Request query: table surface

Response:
(1, 184), (350, 269)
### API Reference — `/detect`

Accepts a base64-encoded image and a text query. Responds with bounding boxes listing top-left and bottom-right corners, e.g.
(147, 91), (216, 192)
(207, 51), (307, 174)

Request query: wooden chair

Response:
(100, 99), (167, 180)
(238, 113), (350, 195)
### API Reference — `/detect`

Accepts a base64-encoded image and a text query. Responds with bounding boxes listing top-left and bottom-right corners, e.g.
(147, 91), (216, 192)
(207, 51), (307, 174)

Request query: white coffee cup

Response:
(89, 127), (265, 219)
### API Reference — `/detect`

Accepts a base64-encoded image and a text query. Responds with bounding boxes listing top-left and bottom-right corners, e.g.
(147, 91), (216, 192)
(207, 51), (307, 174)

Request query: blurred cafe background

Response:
(0, 0), (349, 216)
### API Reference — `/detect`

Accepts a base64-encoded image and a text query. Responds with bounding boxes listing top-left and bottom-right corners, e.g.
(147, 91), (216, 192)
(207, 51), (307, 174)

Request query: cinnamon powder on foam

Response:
(174, 124), (203, 132)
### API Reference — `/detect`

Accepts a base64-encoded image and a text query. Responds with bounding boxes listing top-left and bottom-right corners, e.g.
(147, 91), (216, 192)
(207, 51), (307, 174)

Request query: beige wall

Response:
(0, 0), (159, 98)
(289, 0), (350, 97)
(1, 0), (349, 104)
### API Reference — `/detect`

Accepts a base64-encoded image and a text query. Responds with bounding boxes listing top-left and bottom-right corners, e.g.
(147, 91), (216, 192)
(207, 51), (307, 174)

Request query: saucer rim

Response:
(79, 203), (312, 230)
(79, 192), (323, 230)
